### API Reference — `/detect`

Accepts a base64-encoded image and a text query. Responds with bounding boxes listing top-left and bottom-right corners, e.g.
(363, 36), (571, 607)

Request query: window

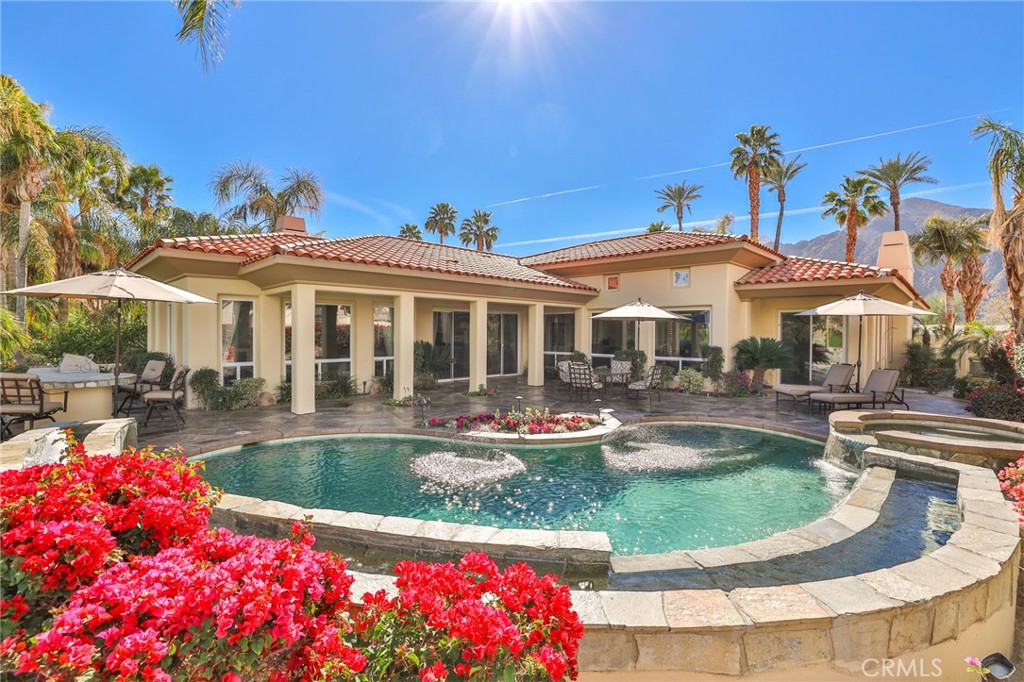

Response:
(543, 313), (575, 369)
(654, 310), (710, 371)
(284, 303), (352, 382)
(591, 318), (636, 367)
(486, 313), (519, 376)
(373, 305), (394, 377)
(221, 299), (255, 385)
(779, 313), (845, 384)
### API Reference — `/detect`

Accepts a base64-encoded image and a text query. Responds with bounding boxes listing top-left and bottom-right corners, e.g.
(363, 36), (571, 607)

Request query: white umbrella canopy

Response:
(592, 299), (689, 322)
(795, 290), (926, 387)
(4, 268), (215, 417)
(4, 268), (215, 304)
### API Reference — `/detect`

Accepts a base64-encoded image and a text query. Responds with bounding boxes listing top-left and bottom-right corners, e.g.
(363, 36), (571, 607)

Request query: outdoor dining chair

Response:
(141, 366), (191, 430)
(117, 359), (167, 417)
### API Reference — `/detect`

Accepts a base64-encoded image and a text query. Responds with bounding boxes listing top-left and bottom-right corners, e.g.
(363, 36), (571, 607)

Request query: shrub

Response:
(953, 375), (999, 400)
(903, 342), (938, 387)
(429, 408), (600, 435)
(0, 442), (219, 643)
(383, 394), (428, 408)
(613, 349), (647, 381)
(188, 367), (223, 410)
(967, 385), (1024, 422)
(676, 368), (704, 394)
(415, 340), (451, 376)
(373, 367), (394, 395)
(315, 373), (356, 400)
(569, 350), (589, 364)
(721, 370), (753, 397)
(354, 552), (584, 681)
(224, 377), (266, 410)
(999, 458), (1024, 527)
(733, 337), (794, 395)
(414, 371), (438, 392)
(30, 304), (147, 364)
(701, 345), (724, 383)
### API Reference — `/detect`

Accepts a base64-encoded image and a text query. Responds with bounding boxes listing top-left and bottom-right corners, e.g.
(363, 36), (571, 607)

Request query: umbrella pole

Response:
(112, 299), (122, 418)
(856, 315), (863, 390)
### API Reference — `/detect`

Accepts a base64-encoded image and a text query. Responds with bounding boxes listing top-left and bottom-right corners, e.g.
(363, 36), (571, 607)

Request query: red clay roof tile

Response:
(520, 230), (782, 266)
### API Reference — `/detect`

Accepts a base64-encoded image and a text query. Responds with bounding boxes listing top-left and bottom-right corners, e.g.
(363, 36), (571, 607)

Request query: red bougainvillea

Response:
(999, 457), (1024, 526)
(354, 552), (584, 681)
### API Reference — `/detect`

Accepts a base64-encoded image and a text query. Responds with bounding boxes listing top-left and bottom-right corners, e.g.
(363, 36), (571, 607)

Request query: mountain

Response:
(780, 198), (1003, 298)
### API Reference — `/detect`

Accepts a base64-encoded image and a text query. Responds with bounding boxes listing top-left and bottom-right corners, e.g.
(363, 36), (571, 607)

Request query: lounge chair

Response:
(568, 362), (603, 401)
(774, 363), (855, 407)
(141, 366), (190, 430)
(116, 359), (167, 417)
(808, 369), (907, 412)
(627, 365), (663, 402)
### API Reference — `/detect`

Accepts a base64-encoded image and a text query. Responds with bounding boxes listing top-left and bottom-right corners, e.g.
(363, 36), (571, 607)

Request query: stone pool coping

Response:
(829, 409), (1024, 467)
(337, 447), (1020, 677)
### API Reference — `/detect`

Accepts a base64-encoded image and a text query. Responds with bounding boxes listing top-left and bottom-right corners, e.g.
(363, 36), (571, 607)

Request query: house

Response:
(128, 217), (925, 412)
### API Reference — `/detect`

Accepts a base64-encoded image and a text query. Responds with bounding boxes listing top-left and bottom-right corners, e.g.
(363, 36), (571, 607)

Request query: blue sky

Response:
(3, 1), (1022, 255)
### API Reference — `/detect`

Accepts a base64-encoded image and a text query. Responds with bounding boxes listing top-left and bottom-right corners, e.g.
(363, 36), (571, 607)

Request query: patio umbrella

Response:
(592, 298), (688, 354)
(796, 290), (924, 387)
(4, 268), (215, 416)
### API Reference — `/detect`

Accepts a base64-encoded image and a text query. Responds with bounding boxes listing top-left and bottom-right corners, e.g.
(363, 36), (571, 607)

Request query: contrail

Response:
(503, 181), (989, 249)
(488, 110), (1008, 209)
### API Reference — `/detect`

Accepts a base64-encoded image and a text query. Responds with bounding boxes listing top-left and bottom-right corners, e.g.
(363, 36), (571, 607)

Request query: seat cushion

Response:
(143, 390), (181, 402)
(808, 392), (871, 404)
(1, 401), (63, 415)
(774, 384), (825, 398)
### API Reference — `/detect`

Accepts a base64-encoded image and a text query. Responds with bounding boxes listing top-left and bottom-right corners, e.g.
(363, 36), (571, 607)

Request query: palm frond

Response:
(174, 0), (240, 72)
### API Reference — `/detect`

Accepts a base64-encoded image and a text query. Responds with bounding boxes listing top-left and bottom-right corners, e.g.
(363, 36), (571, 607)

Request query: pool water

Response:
(199, 424), (859, 556)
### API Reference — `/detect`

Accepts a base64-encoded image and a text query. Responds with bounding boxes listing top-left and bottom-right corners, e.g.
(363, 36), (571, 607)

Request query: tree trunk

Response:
(773, 195), (786, 252)
(939, 259), (960, 331)
(1003, 206), (1024, 336)
(676, 206), (683, 231)
(891, 190), (901, 232)
(477, 236), (484, 251)
(751, 367), (766, 395)
(959, 249), (991, 323)
(15, 200), (31, 324)
(845, 210), (857, 263)
(54, 212), (79, 323)
(748, 169), (761, 242)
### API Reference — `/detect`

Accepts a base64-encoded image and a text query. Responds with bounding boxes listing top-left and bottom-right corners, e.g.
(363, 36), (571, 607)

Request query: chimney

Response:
(876, 230), (914, 285)
(272, 215), (307, 235)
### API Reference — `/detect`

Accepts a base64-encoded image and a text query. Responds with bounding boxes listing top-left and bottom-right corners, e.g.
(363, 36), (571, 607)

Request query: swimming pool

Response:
(200, 423), (863, 555)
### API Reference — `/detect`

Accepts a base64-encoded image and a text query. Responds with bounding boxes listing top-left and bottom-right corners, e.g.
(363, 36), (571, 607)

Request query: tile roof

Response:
(127, 232), (327, 267)
(130, 233), (595, 292)
(521, 231), (782, 266)
(735, 255), (927, 305)
(735, 256), (895, 285)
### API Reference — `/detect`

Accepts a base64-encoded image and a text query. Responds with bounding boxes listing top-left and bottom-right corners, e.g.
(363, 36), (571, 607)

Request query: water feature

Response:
(200, 423), (859, 555)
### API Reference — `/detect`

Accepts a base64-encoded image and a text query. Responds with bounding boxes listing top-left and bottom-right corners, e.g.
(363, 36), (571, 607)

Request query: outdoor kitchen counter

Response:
(29, 367), (135, 423)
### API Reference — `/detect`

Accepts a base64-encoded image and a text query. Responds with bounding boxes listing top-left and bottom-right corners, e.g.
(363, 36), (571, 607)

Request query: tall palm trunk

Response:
(477, 236), (484, 251)
(747, 167), (761, 242)
(958, 249), (991, 323)
(772, 188), (786, 252)
(1003, 205), (1024, 336)
(939, 259), (959, 330)
(53, 212), (79, 322)
(890, 190), (901, 232)
(844, 200), (858, 262)
(15, 200), (32, 324)
(676, 207), (683, 231)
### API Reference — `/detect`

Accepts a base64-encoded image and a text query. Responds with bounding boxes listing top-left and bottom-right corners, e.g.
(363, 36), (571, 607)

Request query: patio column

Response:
(574, 306), (591, 357)
(290, 284), (316, 415)
(527, 303), (544, 386)
(469, 299), (488, 389)
(393, 293), (415, 400)
(353, 298), (375, 393)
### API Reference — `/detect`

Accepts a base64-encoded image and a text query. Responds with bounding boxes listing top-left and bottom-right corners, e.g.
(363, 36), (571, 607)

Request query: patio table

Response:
(28, 367), (135, 423)
(594, 367), (631, 397)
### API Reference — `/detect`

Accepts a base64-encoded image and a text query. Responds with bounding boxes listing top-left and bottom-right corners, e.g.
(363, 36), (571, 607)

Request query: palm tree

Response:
(459, 210), (499, 251)
(655, 182), (703, 230)
(425, 203), (457, 245)
(764, 155), (807, 251)
(174, 0), (241, 71)
(122, 164), (173, 217)
(0, 74), (56, 323)
(972, 116), (1024, 335)
(211, 161), (324, 231)
(821, 176), (888, 262)
(714, 213), (734, 234)
(729, 125), (782, 243)
(733, 336), (794, 395)
(910, 215), (987, 330)
(398, 223), (423, 240)
(959, 216), (992, 324)
(647, 220), (670, 232)
(859, 152), (937, 232)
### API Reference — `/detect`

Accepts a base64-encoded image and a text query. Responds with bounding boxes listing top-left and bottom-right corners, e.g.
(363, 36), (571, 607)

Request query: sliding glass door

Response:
(779, 312), (845, 384)
(487, 313), (519, 376)
(433, 311), (470, 380)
